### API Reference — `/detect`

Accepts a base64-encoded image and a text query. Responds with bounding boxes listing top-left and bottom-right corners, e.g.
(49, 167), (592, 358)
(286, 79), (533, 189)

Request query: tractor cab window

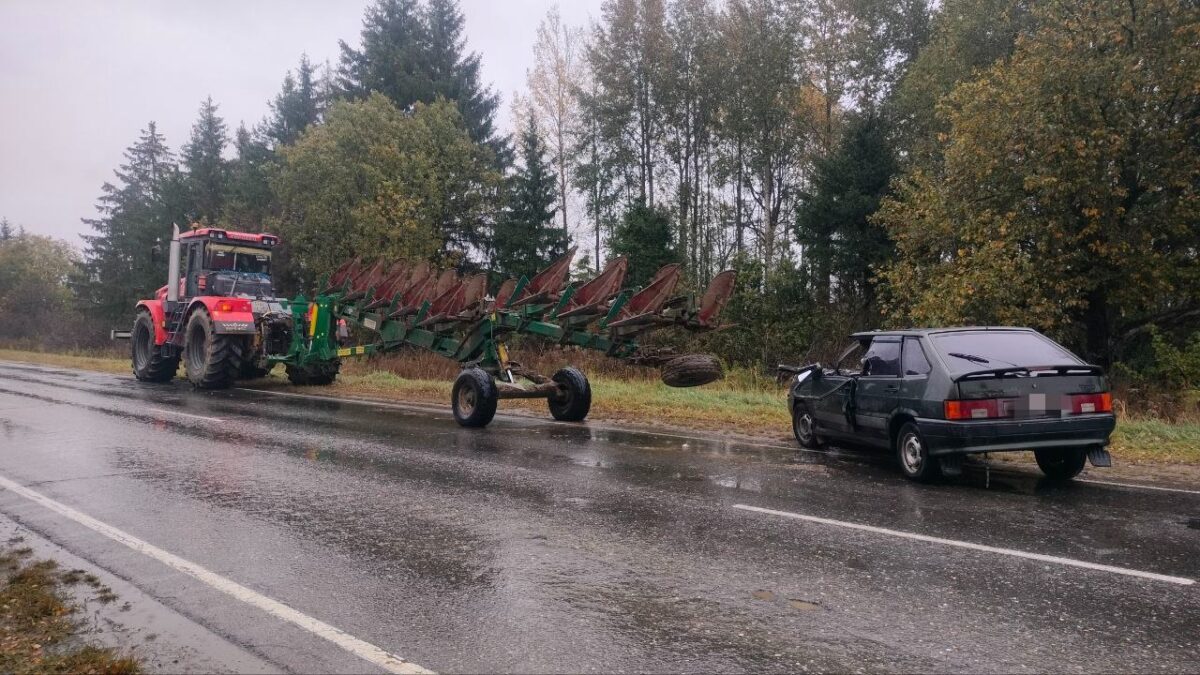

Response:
(206, 244), (271, 275)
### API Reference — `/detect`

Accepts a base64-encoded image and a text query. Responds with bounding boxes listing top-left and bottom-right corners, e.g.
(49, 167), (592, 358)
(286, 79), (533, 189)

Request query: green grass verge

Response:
(2, 348), (1196, 464)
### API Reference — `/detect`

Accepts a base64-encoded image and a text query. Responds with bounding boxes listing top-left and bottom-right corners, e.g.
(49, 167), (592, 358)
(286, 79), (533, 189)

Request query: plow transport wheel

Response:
(548, 367), (591, 422)
(660, 354), (724, 388)
(285, 361), (340, 386)
(183, 309), (245, 389)
(131, 309), (179, 383)
(452, 367), (499, 428)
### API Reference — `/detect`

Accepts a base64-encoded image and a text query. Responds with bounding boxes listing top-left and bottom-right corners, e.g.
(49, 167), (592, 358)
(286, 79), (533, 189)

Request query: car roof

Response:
(849, 326), (1036, 340)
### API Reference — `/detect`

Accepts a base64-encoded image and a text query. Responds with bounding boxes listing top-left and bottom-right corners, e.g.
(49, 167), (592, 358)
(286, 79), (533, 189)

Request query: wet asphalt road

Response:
(0, 361), (1197, 673)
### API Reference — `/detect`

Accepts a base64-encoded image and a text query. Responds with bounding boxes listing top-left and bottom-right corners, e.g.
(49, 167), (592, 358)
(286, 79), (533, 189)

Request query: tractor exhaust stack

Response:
(166, 224), (181, 303)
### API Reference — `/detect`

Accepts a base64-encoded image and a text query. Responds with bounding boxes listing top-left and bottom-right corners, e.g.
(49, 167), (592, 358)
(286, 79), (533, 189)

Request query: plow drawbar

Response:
(275, 248), (736, 427)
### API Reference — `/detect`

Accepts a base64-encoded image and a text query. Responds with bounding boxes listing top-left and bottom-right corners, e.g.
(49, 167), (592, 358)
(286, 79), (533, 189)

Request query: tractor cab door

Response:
(183, 241), (204, 298)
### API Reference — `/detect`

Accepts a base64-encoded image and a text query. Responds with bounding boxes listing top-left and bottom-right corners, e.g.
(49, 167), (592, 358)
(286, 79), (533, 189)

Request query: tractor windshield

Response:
(206, 244), (271, 275)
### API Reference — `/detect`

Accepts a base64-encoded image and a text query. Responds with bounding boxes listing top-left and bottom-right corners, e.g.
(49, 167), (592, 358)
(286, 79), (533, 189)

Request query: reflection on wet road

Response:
(0, 361), (1197, 673)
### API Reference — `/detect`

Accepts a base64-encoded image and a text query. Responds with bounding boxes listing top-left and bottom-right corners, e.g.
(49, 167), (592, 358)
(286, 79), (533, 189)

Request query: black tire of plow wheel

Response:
(452, 367), (499, 428)
(660, 354), (724, 388)
(240, 362), (273, 380)
(285, 361), (340, 386)
(548, 367), (592, 422)
(183, 309), (245, 390)
(131, 309), (179, 383)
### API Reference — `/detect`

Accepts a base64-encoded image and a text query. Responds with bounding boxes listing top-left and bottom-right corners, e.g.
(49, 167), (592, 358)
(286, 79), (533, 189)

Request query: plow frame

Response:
(272, 249), (735, 427)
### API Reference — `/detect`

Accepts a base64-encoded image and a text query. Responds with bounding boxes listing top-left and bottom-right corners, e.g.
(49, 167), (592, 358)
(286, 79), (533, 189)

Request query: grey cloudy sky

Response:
(0, 0), (601, 245)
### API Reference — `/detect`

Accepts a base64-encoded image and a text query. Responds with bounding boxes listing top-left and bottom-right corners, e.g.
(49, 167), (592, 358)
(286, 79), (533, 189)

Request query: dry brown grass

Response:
(0, 542), (139, 674)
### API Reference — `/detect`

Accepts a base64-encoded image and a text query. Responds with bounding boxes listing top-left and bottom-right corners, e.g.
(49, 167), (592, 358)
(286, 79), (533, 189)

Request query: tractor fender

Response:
(134, 300), (168, 345)
(186, 297), (257, 335)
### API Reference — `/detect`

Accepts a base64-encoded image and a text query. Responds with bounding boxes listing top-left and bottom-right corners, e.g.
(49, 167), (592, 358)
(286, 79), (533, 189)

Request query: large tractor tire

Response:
(131, 309), (179, 383)
(548, 367), (591, 422)
(183, 308), (246, 390)
(285, 361), (340, 386)
(660, 354), (724, 388)
(451, 367), (498, 428)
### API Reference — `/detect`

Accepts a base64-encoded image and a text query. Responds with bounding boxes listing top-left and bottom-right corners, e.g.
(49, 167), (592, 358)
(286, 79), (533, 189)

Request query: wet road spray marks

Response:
(0, 473), (433, 674)
(145, 408), (225, 423)
(732, 504), (1195, 586)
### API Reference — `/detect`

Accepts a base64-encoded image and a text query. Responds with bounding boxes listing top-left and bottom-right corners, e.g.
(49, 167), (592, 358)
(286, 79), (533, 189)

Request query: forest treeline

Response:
(1, 0), (1197, 387)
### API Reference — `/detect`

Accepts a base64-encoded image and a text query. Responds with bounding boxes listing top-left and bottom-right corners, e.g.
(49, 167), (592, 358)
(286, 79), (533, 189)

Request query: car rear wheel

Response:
(896, 422), (941, 482)
(1034, 448), (1087, 481)
(792, 402), (824, 449)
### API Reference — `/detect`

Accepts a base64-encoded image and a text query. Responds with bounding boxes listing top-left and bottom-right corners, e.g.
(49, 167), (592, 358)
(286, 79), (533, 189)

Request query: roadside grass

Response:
(2, 347), (1196, 464)
(1110, 417), (1200, 464)
(0, 541), (139, 674)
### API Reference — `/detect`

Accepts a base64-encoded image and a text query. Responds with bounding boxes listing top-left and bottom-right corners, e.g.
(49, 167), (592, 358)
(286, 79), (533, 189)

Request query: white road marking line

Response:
(732, 503), (1195, 586)
(145, 408), (224, 423)
(1076, 479), (1200, 496)
(0, 473), (432, 674)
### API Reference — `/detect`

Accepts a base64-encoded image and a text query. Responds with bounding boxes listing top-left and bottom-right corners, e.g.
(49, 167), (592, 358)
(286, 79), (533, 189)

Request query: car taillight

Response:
(1064, 392), (1112, 414)
(944, 399), (1014, 420)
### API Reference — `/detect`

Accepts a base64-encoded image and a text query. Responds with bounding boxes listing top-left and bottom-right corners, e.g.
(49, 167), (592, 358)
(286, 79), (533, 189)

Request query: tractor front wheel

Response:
(548, 367), (591, 422)
(452, 367), (498, 428)
(183, 309), (245, 390)
(131, 310), (179, 383)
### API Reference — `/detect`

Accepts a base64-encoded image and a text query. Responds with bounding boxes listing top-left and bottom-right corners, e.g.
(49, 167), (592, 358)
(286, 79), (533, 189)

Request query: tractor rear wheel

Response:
(285, 361), (339, 386)
(131, 309), (179, 383)
(452, 367), (498, 428)
(183, 309), (245, 390)
(548, 367), (591, 422)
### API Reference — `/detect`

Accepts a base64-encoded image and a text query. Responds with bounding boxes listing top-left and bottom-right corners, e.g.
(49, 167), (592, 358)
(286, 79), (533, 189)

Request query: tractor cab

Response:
(175, 227), (279, 301)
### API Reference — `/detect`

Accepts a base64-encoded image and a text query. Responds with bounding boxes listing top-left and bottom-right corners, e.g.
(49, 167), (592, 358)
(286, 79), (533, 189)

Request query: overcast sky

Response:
(0, 0), (601, 245)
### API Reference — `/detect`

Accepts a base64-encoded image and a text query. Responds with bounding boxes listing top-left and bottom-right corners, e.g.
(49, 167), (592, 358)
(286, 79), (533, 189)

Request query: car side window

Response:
(862, 339), (901, 377)
(903, 338), (931, 376)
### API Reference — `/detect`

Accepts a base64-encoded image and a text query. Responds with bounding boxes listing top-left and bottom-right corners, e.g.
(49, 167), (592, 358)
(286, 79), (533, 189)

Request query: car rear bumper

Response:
(917, 414), (1116, 456)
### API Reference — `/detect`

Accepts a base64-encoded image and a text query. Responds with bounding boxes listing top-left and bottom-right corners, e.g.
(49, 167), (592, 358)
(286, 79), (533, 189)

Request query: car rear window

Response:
(930, 331), (1081, 373)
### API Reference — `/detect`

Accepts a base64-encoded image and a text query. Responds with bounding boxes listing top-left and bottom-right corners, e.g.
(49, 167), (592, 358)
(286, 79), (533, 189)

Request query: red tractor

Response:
(124, 224), (297, 389)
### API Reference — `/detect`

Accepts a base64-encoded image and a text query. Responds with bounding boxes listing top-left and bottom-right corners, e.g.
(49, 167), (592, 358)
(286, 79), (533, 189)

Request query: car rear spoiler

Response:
(954, 364), (1103, 382)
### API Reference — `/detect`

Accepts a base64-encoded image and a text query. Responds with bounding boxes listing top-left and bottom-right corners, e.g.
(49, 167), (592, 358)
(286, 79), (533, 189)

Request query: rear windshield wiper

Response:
(948, 352), (990, 364)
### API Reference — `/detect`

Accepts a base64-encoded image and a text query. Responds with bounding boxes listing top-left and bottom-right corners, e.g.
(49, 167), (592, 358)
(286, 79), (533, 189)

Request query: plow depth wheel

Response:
(131, 309), (179, 383)
(660, 354), (724, 388)
(183, 309), (245, 390)
(548, 367), (591, 422)
(452, 367), (499, 428)
(285, 361), (339, 386)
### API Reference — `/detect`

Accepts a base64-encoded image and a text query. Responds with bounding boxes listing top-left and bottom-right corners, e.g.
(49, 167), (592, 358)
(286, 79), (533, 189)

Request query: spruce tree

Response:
(493, 116), (562, 280)
(268, 54), (322, 147)
(337, 0), (506, 162)
(182, 96), (229, 223)
(795, 112), (897, 310)
(226, 123), (276, 230)
(0, 218), (12, 241)
(609, 201), (677, 287)
(80, 122), (182, 321)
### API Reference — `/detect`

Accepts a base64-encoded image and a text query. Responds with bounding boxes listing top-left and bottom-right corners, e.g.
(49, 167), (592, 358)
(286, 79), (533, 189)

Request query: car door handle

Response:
(884, 385), (900, 393)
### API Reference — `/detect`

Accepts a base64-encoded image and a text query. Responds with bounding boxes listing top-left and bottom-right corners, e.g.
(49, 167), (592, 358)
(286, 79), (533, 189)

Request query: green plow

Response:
(272, 248), (736, 428)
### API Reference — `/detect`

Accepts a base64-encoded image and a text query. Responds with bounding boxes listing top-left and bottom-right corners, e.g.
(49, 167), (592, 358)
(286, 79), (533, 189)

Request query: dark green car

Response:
(782, 327), (1117, 482)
